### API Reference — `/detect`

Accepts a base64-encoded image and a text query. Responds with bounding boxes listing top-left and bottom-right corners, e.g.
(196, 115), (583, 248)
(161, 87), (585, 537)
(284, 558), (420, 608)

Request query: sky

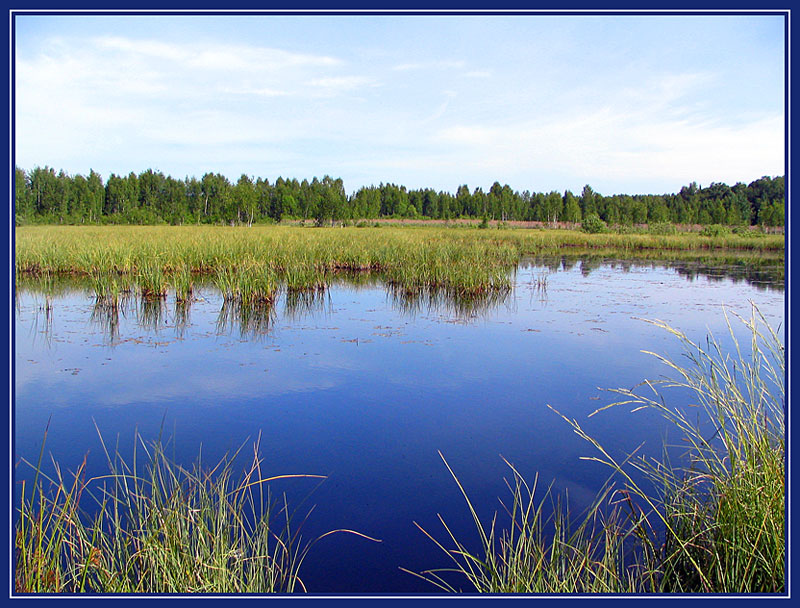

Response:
(14, 13), (785, 196)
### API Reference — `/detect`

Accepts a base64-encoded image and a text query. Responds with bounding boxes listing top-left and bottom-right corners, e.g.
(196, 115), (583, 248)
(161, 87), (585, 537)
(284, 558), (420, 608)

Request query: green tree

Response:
(562, 190), (581, 223)
(235, 174), (258, 225)
(15, 167), (33, 219)
(86, 170), (105, 223)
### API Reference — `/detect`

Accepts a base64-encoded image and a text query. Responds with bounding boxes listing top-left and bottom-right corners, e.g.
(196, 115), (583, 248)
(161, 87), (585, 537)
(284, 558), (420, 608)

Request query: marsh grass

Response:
(89, 272), (131, 309)
(412, 305), (784, 594)
(14, 425), (378, 594)
(136, 263), (168, 300)
(404, 456), (640, 593)
(213, 264), (279, 307)
(172, 266), (194, 303)
(16, 226), (781, 300)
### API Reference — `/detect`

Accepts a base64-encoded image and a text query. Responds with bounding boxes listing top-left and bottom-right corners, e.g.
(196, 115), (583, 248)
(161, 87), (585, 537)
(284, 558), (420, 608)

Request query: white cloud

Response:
(392, 60), (466, 71)
(308, 76), (376, 91)
(15, 34), (369, 169)
(432, 110), (783, 190)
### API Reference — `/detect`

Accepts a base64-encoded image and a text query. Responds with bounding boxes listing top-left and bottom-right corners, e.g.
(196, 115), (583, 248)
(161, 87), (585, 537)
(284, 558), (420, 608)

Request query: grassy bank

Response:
(410, 307), (784, 594)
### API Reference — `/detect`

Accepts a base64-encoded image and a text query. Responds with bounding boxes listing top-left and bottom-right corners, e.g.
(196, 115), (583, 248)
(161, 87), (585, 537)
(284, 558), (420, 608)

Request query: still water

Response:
(13, 257), (784, 594)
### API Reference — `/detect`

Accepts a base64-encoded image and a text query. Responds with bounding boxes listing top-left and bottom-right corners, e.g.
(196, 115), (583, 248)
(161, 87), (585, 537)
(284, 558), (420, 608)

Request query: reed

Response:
(213, 263), (278, 306)
(412, 305), (784, 593)
(404, 456), (639, 593)
(172, 265), (194, 303)
(136, 263), (168, 300)
(14, 425), (376, 594)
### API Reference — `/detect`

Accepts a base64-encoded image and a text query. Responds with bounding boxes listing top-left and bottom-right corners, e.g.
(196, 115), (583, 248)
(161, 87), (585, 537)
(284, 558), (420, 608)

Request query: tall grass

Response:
(15, 225), (783, 298)
(411, 305), (784, 594)
(15, 426), (377, 594)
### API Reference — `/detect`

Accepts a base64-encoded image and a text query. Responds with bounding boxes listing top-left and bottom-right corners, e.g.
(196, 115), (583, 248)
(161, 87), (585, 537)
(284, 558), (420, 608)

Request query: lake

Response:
(13, 256), (785, 594)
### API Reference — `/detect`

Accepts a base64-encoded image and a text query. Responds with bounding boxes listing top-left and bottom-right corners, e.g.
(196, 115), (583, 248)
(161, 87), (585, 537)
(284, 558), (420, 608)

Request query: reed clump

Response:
(14, 426), (377, 594)
(213, 263), (278, 306)
(136, 263), (168, 300)
(412, 305), (784, 594)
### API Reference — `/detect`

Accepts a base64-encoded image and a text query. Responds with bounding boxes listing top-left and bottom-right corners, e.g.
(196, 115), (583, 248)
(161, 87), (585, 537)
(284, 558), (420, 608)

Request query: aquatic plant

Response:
(14, 425), (377, 593)
(412, 305), (784, 594)
(136, 262), (168, 300)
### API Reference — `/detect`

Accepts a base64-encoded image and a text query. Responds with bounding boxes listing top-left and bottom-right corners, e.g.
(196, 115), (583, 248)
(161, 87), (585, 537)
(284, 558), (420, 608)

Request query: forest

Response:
(14, 166), (785, 228)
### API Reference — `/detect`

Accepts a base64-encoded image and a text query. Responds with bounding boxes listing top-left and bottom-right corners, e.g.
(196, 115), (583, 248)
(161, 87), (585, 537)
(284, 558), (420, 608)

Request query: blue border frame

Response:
(3, 7), (792, 605)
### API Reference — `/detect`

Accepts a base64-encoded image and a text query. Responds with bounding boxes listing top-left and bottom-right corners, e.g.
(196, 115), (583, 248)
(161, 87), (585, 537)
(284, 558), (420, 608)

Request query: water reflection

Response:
(387, 284), (513, 320)
(525, 272), (550, 305)
(14, 255), (785, 594)
(216, 300), (276, 340)
(89, 292), (135, 346)
(515, 255), (784, 289)
(173, 301), (191, 339)
(284, 289), (332, 321)
(579, 258), (603, 277)
(137, 298), (167, 334)
(29, 300), (54, 347)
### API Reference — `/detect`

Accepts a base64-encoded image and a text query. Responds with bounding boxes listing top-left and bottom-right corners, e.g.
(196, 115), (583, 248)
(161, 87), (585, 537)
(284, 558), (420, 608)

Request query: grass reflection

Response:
(216, 300), (277, 340)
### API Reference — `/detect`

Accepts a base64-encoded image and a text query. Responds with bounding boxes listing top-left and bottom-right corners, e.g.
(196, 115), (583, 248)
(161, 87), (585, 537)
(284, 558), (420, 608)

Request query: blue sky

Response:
(14, 13), (785, 195)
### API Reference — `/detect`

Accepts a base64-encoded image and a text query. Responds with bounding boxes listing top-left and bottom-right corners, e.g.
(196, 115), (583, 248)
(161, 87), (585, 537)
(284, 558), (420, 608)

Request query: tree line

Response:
(14, 166), (785, 227)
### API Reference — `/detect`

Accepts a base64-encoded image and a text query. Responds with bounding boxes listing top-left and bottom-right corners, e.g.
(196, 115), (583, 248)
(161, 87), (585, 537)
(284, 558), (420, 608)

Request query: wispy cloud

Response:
(15, 34), (371, 168)
(308, 75), (377, 92)
(95, 35), (342, 72)
(392, 60), (466, 71)
(432, 109), (783, 190)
